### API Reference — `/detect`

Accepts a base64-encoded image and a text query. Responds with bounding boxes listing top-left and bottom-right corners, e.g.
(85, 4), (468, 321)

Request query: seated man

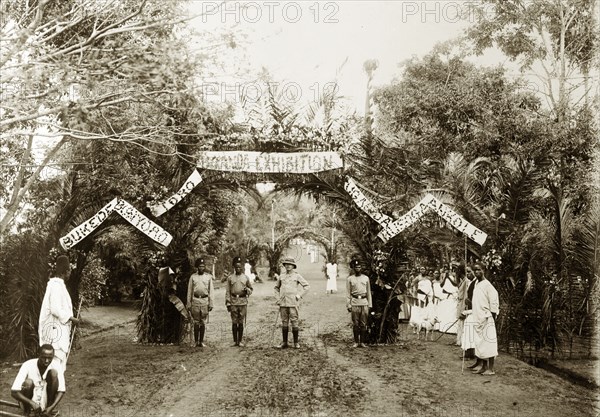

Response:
(11, 344), (65, 417)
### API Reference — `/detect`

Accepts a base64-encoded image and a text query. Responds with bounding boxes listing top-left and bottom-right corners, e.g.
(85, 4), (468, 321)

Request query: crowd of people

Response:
(405, 261), (500, 376)
(9, 254), (499, 415)
(405, 264), (461, 335)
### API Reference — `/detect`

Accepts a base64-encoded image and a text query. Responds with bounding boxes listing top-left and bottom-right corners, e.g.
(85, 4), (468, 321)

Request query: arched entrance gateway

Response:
(58, 143), (488, 345)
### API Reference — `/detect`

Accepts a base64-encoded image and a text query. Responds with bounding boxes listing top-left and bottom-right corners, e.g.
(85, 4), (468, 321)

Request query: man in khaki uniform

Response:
(225, 257), (253, 347)
(274, 257), (310, 349)
(187, 258), (214, 347)
(346, 259), (372, 347)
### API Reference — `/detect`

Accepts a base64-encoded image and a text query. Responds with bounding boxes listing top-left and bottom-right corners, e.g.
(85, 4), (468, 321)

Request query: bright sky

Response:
(186, 1), (499, 115)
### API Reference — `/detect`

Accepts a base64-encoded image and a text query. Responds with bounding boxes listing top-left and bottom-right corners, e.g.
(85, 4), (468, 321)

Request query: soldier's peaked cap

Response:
(195, 258), (205, 267)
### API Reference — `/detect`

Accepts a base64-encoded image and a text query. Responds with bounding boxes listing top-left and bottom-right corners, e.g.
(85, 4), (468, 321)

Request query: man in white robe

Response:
(469, 263), (499, 375)
(39, 256), (79, 371)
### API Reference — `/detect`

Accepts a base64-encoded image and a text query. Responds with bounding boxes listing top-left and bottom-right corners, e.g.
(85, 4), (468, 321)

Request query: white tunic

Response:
(39, 278), (73, 366)
(325, 262), (338, 292)
(417, 279), (433, 304)
(11, 359), (66, 410)
(244, 263), (256, 283)
(472, 279), (500, 359)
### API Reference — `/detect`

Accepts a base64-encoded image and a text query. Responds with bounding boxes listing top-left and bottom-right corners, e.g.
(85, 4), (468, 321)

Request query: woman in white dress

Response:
(409, 269), (433, 332)
(431, 270), (444, 330)
(436, 270), (459, 334)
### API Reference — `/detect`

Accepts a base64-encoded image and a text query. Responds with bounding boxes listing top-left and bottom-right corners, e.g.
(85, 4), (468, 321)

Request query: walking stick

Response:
(66, 296), (84, 364)
(434, 318), (460, 342)
(188, 309), (195, 347)
(271, 308), (280, 347)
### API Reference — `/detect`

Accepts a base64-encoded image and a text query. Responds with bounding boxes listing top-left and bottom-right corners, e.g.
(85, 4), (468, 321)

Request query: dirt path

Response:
(2, 251), (597, 417)
(322, 343), (399, 417)
(153, 255), (598, 417)
(161, 346), (243, 417)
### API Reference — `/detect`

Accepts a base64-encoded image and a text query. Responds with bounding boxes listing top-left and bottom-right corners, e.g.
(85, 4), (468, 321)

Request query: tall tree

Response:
(0, 0), (229, 233)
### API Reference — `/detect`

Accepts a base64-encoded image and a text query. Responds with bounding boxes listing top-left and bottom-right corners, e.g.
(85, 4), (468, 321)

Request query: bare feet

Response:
(481, 370), (495, 376)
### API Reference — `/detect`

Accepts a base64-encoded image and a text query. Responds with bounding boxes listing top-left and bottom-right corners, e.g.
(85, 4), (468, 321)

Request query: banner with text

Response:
(377, 195), (432, 243)
(344, 177), (393, 227)
(148, 170), (203, 217)
(59, 198), (119, 250)
(197, 151), (343, 173)
(427, 195), (488, 246)
(378, 194), (488, 245)
(114, 199), (173, 247)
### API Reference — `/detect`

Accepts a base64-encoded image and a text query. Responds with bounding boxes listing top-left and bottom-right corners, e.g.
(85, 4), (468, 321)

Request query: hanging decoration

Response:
(344, 177), (393, 227)
(59, 198), (119, 250)
(60, 198), (173, 250)
(113, 199), (173, 247)
(377, 195), (432, 243)
(197, 151), (343, 173)
(378, 194), (488, 245)
(148, 169), (203, 217)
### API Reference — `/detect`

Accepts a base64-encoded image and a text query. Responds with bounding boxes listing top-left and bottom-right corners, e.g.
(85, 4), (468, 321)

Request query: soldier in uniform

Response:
(186, 258), (214, 347)
(225, 256), (253, 347)
(274, 257), (310, 349)
(346, 259), (372, 347)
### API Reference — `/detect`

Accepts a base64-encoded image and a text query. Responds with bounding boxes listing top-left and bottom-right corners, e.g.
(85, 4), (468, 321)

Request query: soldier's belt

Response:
(352, 294), (367, 299)
(194, 295), (209, 299)
(232, 294), (247, 298)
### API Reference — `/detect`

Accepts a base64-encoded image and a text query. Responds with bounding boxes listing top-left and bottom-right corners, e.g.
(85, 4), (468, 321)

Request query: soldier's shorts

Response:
(280, 306), (299, 329)
(351, 306), (369, 328)
(191, 299), (209, 325)
(230, 305), (247, 324)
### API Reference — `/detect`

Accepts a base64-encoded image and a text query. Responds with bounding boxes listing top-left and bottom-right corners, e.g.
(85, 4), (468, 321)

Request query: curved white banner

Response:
(377, 195), (431, 243)
(344, 177), (393, 227)
(60, 198), (173, 249)
(148, 170), (203, 217)
(378, 194), (487, 245)
(114, 199), (173, 247)
(197, 151), (343, 173)
(59, 198), (119, 250)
